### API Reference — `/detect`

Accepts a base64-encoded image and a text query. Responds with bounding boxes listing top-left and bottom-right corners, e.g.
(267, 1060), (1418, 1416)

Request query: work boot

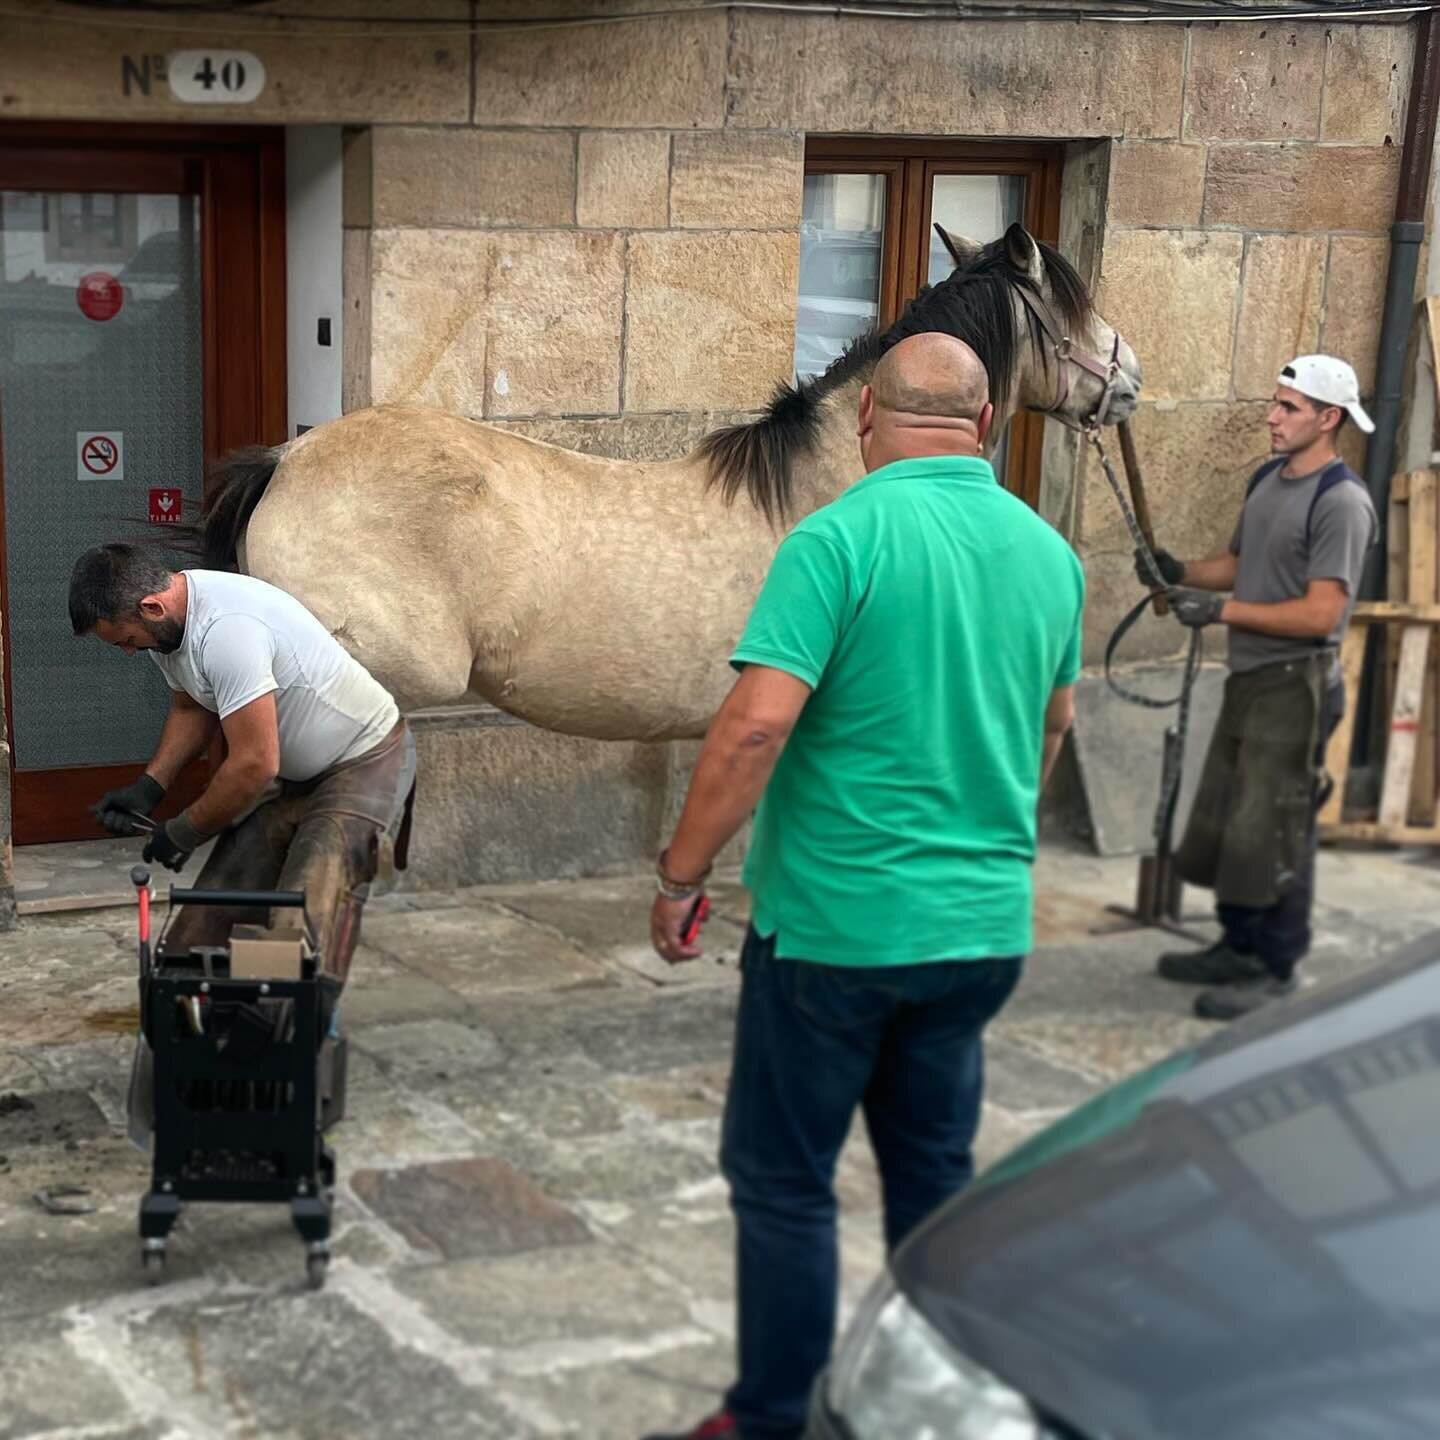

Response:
(641, 1413), (742, 1440)
(1156, 940), (1266, 985)
(1194, 973), (1298, 1021)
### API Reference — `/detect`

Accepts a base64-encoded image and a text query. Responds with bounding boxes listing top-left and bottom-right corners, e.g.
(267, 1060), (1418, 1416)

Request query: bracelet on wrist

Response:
(657, 848), (711, 897)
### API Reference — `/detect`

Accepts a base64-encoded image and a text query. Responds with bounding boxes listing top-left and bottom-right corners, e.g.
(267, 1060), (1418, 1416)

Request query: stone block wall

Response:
(1080, 21), (1414, 663)
(0, 5), (1422, 882)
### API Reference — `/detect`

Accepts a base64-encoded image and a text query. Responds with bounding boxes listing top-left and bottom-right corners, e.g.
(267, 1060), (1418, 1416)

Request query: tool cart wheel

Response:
(305, 1246), (330, 1290)
(141, 1248), (166, 1285)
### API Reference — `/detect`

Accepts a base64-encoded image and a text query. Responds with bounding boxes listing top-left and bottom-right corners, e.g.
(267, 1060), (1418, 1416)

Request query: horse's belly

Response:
(480, 653), (736, 742)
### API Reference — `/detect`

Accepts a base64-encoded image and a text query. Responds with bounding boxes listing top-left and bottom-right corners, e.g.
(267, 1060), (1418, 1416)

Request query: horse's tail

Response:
(695, 380), (818, 528)
(187, 443), (289, 571)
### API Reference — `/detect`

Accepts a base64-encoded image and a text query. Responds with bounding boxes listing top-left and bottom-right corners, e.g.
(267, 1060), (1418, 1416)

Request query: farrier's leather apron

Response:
(160, 719), (415, 981)
(1175, 655), (1330, 910)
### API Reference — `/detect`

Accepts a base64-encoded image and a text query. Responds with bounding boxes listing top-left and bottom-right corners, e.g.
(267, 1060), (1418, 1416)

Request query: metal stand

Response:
(1092, 726), (1211, 944)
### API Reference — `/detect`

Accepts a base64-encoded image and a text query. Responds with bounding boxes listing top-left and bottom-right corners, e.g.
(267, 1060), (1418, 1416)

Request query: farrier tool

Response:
(1087, 421), (1209, 943)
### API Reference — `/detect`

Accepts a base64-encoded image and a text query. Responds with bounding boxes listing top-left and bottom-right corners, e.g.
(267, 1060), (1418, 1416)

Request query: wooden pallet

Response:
(1388, 470), (1440, 824)
(1320, 600), (1440, 844)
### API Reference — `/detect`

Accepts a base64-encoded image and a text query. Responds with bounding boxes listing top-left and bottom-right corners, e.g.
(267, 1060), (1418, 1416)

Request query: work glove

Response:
(142, 820), (192, 873)
(1168, 588), (1227, 629)
(1134, 545), (1184, 589)
(92, 773), (165, 836)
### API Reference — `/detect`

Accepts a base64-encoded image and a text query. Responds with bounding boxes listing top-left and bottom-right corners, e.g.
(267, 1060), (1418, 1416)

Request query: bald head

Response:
(857, 332), (993, 473)
(871, 333), (989, 420)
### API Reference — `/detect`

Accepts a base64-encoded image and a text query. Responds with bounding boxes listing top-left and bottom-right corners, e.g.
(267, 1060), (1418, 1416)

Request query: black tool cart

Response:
(131, 866), (338, 1289)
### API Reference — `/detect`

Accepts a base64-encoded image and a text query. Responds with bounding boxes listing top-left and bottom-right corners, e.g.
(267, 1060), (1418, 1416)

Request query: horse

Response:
(193, 223), (1141, 740)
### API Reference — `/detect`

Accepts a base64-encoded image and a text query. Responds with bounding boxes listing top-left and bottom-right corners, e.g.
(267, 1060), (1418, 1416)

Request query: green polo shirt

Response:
(732, 454), (1084, 965)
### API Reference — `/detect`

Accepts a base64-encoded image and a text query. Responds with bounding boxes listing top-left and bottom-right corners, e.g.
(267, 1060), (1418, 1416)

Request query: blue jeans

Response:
(719, 928), (1022, 1438)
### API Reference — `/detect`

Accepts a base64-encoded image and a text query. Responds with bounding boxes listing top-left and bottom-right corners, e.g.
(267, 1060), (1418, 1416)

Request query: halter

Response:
(1015, 286), (1126, 431)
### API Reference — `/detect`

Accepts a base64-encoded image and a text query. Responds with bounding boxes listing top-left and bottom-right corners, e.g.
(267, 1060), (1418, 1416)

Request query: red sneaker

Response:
(642, 1413), (739, 1440)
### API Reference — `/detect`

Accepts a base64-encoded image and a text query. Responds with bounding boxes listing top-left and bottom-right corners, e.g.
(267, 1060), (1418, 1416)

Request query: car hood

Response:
(895, 936), (1440, 1440)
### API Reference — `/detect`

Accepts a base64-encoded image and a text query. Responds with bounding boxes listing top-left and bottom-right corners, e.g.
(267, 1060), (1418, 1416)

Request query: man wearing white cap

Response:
(1132, 355), (1377, 1019)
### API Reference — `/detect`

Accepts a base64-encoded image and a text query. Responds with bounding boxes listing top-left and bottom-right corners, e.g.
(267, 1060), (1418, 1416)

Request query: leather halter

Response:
(1015, 286), (1126, 431)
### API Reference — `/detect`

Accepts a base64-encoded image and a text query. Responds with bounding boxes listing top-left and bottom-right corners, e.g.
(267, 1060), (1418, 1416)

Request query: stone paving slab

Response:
(351, 1157), (590, 1261)
(0, 1319), (130, 1438)
(360, 903), (619, 998)
(397, 1241), (695, 1349)
(117, 1289), (517, 1438)
(468, 873), (751, 985)
(0, 841), (1432, 1437)
(498, 1340), (732, 1440)
(12, 836), (209, 915)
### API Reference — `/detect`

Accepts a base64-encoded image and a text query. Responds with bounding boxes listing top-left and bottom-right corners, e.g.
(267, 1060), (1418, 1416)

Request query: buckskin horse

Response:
(192, 224), (1140, 737)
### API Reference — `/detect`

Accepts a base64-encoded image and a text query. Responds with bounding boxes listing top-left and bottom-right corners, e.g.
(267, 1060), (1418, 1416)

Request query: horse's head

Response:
(917, 221), (1142, 431)
(698, 221), (1141, 523)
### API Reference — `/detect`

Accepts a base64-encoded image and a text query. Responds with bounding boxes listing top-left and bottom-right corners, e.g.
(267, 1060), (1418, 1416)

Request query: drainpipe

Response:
(1356, 12), (1440, 771)
(1361, 10), (1440, 600)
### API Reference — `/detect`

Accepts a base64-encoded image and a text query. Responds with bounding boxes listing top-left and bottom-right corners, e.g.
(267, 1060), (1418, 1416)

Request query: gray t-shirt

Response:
(1228, 459), (1377, 676)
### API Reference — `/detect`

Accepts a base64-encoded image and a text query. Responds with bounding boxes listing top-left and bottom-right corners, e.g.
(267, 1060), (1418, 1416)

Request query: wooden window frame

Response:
(805, 138), (1065, 510)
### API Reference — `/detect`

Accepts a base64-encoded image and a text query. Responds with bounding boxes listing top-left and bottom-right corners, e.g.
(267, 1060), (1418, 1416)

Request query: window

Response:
(796, 140), (1064, 507)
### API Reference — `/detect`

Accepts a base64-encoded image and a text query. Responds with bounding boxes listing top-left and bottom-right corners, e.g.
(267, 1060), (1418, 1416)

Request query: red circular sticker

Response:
(76, 271), (124, 322)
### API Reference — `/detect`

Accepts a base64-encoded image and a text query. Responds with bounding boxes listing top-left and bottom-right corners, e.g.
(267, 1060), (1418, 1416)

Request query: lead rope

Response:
(1086, 429), (1204, 848)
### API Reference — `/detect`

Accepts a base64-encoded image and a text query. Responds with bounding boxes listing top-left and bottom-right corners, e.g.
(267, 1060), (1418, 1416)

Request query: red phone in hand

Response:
(681, 894), (711, 946)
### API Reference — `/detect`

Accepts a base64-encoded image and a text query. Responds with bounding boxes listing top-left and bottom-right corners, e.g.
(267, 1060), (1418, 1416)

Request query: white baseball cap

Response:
(1277, 354), (1375, 433)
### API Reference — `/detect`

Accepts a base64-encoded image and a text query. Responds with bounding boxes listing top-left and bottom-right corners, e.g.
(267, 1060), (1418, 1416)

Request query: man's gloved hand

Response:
(92, 773), (165, 836)
(1168, 588), (1227, 629)
(141, 823), (191, 875)
(142, 815), (201, 872)
(1134, 545), (1185, 589)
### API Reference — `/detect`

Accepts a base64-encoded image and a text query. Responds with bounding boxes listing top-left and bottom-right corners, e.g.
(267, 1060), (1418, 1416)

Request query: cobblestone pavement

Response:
(2, 842), (1437, 1439)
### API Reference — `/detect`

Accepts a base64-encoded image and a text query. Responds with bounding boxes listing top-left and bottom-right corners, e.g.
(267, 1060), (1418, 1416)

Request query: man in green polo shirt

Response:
(644, 332), (1084, 1440)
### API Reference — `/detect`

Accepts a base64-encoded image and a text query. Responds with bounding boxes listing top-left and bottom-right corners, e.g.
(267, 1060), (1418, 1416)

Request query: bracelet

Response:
(657, 849), (711, 900)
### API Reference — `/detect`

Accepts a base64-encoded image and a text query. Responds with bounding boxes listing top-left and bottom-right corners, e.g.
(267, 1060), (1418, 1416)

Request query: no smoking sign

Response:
(76, 431), (123, 480)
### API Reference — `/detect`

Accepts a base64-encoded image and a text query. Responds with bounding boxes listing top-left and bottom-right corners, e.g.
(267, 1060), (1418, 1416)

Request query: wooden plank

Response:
(1385, 477), (1410, 731)
(1427, 295), (1440, 412)
(1320, 622), (1370, 827)
(1388, 479), (1409, 602)
(1408, 471), (1438, 605)
(1404, 472), (1439, 824)
(1379, 625), (1431, 826)
(1350, 602), (1440, 624)
(1321, 820), (1440, 845)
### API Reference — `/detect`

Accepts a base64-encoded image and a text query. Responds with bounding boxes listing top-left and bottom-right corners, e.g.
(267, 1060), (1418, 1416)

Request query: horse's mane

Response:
(697, 236), (1093, 525)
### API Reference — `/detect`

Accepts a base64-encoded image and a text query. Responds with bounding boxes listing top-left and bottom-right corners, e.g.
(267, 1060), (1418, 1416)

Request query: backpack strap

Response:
(1304, 461), (1363, 648)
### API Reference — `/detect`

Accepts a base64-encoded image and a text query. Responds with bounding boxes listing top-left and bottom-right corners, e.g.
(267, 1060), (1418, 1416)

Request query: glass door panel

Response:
(0, 191), (203, 773)
(0, 125), (284, 843)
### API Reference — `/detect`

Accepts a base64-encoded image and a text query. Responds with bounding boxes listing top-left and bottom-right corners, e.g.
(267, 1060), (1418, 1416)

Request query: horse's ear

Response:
(1003, 222), (1045, 287)
(933, 223), (981, 272)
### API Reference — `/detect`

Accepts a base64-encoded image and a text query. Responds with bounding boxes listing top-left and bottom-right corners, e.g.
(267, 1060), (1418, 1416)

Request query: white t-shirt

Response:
(150, 570), (399, 781)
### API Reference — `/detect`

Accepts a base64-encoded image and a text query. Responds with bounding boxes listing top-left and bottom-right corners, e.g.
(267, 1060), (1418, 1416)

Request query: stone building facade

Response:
(0, 4), (1422, 900)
